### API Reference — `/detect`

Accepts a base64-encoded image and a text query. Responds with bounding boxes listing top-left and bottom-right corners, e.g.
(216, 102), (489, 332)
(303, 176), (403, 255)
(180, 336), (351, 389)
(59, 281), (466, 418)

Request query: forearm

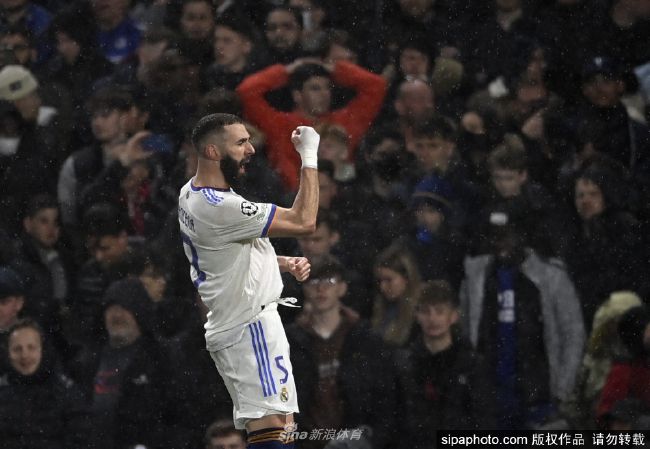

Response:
(288, 167), (319, 229)
(277, 256), (290, 272)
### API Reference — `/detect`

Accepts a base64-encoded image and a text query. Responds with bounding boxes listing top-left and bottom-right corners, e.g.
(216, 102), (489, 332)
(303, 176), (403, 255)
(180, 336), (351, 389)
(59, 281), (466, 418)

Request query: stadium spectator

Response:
(460, 223), (585, 429)
(0, 266), (25, 375)
(68, 278), (178, 449)
(0, 318), (90, 449)
(92, 0), (141, 64)
(204, 419), (247, 449)
(237, 57), (386, 191)
(287, 255), (397, 449)
(396, 280), (495, 448)
(371, 244), (421, 347)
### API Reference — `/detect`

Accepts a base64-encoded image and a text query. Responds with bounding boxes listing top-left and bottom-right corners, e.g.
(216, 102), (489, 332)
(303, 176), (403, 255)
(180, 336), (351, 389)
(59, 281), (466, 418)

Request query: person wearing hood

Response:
(0, 318), (90, 449)
(68, 278), (179, 449)
(597, 305), (650, 428)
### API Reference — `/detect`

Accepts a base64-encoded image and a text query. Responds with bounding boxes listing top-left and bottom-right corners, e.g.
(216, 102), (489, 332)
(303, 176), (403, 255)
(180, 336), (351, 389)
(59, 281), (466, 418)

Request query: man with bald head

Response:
(393, 78), (435, 152)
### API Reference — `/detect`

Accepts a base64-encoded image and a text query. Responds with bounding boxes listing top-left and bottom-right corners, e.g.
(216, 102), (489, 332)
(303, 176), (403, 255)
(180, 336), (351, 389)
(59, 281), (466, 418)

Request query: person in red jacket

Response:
(237, 58), (386, 191)
(597, 305), (650, 428)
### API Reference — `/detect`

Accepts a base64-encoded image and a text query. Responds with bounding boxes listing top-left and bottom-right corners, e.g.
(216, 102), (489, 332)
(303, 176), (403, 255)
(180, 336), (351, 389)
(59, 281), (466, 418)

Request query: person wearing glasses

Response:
(287, 255), (397, 449)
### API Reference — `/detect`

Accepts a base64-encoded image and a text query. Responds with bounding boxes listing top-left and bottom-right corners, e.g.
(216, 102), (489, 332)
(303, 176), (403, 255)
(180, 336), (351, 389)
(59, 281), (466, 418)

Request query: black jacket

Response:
(0, 348), (90, 449)
(287, 313), (398, 449)
(69, 336), (176, 449)
(395, 336), (496, 448)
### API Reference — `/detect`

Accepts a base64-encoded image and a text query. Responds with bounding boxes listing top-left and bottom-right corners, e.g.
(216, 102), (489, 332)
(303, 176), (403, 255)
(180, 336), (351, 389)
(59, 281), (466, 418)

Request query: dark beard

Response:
(221, 154), (246, 189)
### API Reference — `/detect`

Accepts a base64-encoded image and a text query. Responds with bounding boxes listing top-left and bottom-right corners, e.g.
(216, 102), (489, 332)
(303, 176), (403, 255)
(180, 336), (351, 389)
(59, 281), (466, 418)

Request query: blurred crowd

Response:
(0, 0), (649, 448)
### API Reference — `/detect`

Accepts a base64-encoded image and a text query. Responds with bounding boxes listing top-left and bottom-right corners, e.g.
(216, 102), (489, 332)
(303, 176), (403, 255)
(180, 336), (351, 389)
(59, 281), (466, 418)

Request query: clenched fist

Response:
(291, 126), (319, 169)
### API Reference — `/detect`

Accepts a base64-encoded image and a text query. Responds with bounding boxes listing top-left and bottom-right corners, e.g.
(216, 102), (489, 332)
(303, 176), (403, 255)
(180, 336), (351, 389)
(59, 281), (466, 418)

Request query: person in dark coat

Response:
(0, 266), (26, 376)
(11, 194), (74, 357)
(286, 255), (397, 449)
(68, 278), (178, 449)
(564, 163), (646, 329)
(396, 280), (495, 449)
(0, 318), (90, 449)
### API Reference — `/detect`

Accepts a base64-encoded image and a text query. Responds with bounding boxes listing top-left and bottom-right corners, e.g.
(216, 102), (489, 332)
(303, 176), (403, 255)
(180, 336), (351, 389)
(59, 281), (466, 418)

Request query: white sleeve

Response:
(216, 198), (277, 242)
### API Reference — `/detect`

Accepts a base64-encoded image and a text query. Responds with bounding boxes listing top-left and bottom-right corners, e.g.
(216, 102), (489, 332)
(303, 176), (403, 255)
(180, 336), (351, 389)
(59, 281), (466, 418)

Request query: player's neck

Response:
(194, 160), (229, 189)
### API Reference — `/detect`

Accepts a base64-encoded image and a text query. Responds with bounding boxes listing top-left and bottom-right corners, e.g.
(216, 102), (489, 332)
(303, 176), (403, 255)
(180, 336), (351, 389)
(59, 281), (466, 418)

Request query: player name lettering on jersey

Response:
(178, 206), (195, 232)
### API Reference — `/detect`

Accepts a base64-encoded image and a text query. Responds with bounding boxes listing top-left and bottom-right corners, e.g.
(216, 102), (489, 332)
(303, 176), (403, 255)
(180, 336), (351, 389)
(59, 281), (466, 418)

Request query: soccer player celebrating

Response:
(178, 113), (319, 448)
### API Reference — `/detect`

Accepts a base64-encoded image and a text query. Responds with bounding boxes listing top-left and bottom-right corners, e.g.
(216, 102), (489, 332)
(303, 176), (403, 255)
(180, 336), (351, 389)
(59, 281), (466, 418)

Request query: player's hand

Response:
(287, 257), (311, 282)
(291, 126), (319, 169)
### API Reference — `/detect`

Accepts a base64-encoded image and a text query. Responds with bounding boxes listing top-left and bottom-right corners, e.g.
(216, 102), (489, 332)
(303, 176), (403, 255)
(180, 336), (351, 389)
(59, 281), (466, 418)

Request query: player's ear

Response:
(203, 143), (221, 161)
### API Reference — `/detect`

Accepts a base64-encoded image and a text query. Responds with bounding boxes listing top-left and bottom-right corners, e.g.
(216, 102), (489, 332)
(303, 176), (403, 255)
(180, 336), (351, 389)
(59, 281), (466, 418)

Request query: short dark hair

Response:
(24, 193), (58, 219)
(82, 202), (127, 238)
(204, 419), (245, 446)
(266, 5), (303, 29)
(418, 280), (457, 308)
(86, 87), (134, 115)
(215, 13), (256, 42)
(320, 28), (358, 58)
(412, 115), (457, 142)
(191, 113), (243, 153)
(290, 63), (330, 92)
(310, 254), (345, 280)
(488, 134), (527, 172)
(8, 318), (43, 341)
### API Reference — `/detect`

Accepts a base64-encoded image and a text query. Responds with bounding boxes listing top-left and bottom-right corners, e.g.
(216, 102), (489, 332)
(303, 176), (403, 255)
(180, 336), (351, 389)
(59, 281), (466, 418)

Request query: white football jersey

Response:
(178, 180), (283, 351)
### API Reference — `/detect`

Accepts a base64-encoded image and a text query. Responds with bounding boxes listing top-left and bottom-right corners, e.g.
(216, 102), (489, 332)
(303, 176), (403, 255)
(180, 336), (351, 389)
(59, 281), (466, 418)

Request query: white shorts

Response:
(209, 303), (299, 429)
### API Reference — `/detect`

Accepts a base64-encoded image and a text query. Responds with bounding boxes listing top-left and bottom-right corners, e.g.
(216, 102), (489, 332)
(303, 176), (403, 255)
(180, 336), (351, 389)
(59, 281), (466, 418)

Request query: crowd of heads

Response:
(0, 0), (649, 446)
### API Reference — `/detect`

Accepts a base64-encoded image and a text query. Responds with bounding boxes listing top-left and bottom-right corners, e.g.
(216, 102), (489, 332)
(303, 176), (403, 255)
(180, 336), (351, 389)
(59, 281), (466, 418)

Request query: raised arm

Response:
(267, 126), (319, 237)
(236, 64), (290, 127)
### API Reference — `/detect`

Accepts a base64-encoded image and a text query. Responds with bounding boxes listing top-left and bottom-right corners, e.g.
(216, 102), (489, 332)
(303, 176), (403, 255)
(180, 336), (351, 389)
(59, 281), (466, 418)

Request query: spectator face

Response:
(376, 267), (408, 301)
(23, 207), (60, 249)
(55, 32), (80, 65)
(575, 178), (605, 221)
(319, 136), (348, 165)
(0, 296), (23, 331)
(0, 33), (33, 66)
(181, 0), (215, 41)
(416, 303), (458, 339)
(415, 204), (445, 233)
(293, 76), (331, 117)
(414, 136), (454, 172)
(325, 43), (357, 65)
(213, 25), (252, 71)
(399, 49), (429, 78)
(318, 172), (338, 209)
(92, 0), (130, 25)
(91, 109), (125, 143)
(394, 80), (434, 124)
(8, 326), (41, 376)
(582, 75), (624, 108)
(298, 223), (339, 260)
(137, 40), (169, 67)
(303, 275), (346, 313)
(93, 232), (129, 269)
(208, 434), (246, 449)
(491, 168), (527, 198)
(139, 267), (167, 303)
(265, 10), (301, 52)
(105, 304), (141, 347)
